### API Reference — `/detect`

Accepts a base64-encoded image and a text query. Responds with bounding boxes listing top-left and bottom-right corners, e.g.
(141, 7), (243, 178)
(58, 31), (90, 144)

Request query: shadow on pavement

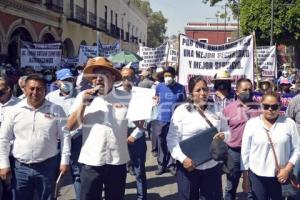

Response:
(145, 165), (158, 172)
(126, 175), (177, 190)
(124, 193), (179, 200)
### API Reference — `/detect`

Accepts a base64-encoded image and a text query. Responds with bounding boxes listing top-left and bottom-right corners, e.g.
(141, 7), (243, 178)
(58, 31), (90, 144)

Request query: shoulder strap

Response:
(196, 107), (214, 128)
(264, 129), (280, 171)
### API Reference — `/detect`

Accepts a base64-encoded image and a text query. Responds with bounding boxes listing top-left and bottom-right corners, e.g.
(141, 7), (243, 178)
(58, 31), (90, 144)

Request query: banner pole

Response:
(253, 31), (260, 91)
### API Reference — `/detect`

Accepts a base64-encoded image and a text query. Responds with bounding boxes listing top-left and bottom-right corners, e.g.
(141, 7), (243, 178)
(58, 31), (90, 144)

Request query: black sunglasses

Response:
(262, 104), (280, 111)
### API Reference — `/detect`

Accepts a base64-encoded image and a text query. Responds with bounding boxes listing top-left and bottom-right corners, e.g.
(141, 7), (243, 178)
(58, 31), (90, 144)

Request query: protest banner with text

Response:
(179, 34), (254, 86)
(20, 48), (62, 69)
(138, 43), (169, 69)
(255, 46), (276, 78)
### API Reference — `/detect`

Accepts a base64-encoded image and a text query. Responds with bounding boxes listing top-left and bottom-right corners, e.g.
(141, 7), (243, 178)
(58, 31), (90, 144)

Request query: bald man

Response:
(116, 67), (148, 200)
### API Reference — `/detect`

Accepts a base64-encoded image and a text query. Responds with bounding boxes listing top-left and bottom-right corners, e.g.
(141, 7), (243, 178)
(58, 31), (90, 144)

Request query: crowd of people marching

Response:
(0, 58), (299, 200)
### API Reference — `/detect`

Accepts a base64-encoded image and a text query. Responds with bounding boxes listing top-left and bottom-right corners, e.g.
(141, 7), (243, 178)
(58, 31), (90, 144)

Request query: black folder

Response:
(179, 127), (218, 166)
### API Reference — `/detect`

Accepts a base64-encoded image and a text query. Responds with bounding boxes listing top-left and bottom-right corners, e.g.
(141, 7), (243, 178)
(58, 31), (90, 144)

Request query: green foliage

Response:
(147, 11), (168, 47)
(240, 0), (300, 45)
(204, 0), (300, 45)
(132, 0), (168, 47)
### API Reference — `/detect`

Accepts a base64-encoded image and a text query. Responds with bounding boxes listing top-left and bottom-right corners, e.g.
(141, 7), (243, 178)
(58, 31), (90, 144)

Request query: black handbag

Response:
(197, 107), (234, 173)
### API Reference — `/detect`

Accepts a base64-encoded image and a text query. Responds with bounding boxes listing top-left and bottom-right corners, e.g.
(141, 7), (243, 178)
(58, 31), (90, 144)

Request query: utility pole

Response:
(224, 4), (227, 43)
(270, 0), (274, 45)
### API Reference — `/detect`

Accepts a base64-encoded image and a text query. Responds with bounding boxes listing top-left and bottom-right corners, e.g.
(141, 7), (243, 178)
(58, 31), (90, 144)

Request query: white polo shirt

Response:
(69, 88), (131, 166)
(0, 99), (71, 168)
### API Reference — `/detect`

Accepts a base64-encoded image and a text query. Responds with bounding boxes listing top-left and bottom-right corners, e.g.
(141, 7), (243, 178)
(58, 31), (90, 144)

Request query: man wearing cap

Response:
(153, 66), (186, 175)
(212, 69), (235, 113)
(279, 78), (294, 113)
(66, 57), (131, 200)
(46, 68), (82, 200)
(0, 74), (71, 200)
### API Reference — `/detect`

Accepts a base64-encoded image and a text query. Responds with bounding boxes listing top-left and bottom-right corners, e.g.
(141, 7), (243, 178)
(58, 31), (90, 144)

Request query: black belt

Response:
(228, 146), (241, 153)
(15, 155), (58, 168)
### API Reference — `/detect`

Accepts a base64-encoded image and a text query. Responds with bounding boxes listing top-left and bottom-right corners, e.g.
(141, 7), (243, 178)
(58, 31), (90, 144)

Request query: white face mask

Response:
(164, 77), (173, 85)
(60, 81), (74, 94)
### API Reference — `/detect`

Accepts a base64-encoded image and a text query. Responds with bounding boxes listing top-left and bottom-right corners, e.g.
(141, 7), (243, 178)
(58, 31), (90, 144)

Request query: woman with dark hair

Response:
(167, 76), (230, 200)
(241, 92), (300, 200)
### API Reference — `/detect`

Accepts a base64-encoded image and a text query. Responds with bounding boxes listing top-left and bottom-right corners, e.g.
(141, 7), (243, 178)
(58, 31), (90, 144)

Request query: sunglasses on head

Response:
(262, 104), (280, 111)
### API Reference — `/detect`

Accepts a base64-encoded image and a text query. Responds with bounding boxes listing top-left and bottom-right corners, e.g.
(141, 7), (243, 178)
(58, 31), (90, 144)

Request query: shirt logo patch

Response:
(44, 113), (57, 119)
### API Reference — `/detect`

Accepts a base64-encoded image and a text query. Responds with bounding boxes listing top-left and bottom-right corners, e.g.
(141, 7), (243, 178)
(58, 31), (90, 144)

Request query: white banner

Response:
(138, 43), (169, 69)
(78, 41), (121, 64)
(20, 48), (62, 69)
(78, 45), (98, 64)
(256, 46), (276, 78)
(22, 41), (61, 49)
(179, 34), (254, 86)
(99, 40), (120, 58)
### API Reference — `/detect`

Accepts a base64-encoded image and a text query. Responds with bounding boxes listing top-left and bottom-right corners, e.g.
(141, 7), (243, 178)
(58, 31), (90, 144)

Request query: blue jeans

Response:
(128, 133), (147, 200)
(224, 148), (252, 200)
(70, 133), (82, 200)
(12, 155), (59, 200)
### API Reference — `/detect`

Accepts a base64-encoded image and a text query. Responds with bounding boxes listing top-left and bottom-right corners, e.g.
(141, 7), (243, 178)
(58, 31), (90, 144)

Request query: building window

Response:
(111, 10), (113, 25)
(104, 6), (107, 30)
(198, 38), (208, 43)
(115, 13), (118, 27)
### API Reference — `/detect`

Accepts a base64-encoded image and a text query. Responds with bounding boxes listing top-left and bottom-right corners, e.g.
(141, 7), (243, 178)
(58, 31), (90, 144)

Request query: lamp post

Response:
(270, 0), (274, 46)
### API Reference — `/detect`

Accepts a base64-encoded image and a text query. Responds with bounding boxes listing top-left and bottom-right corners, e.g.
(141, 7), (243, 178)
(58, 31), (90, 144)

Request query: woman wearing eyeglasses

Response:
(241, 92), (300, 200)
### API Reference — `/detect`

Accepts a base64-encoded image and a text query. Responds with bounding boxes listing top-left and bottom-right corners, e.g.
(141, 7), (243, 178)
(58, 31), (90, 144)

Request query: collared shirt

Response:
(0, 96), (19, 126)
(241, 115), (300, 177)
(223, 100), (261, 148)
(69, 88), (130, 166)
(286, 94), (300, 133)
(155, 82), (186, 123)
(167, 103), (230, 170)
(0, 99), (71, 168)
(46, 89), (77, 116)
(46, 89), (80, 137)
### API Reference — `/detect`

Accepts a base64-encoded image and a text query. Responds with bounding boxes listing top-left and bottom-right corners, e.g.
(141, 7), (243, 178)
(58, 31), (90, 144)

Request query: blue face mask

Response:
(60, 81), (74, 94)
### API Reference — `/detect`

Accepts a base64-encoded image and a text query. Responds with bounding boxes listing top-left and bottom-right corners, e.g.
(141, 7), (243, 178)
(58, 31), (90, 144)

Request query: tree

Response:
(147, 11), (168, 47)
(132, 0), (168, 47)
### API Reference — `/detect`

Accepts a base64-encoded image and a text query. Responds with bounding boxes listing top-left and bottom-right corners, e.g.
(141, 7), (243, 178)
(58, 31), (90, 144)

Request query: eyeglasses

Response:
(262, 104), (280, 111)
(122, 76), (134, 81)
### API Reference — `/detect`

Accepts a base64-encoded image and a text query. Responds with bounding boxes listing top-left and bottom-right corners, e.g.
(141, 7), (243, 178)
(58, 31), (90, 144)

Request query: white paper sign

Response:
(256, 46), (276, 78)
(178, 34), (254, 86)
(126, 87), (156, 121)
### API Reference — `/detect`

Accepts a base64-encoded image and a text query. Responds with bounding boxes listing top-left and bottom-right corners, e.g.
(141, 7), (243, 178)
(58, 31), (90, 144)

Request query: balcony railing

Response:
(25, 0), (42, 3)
(45, 0), (63, 13)
(89, 12), (96, 27)
(98, 17), (107, 31)
(76, 5), (86, 23)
